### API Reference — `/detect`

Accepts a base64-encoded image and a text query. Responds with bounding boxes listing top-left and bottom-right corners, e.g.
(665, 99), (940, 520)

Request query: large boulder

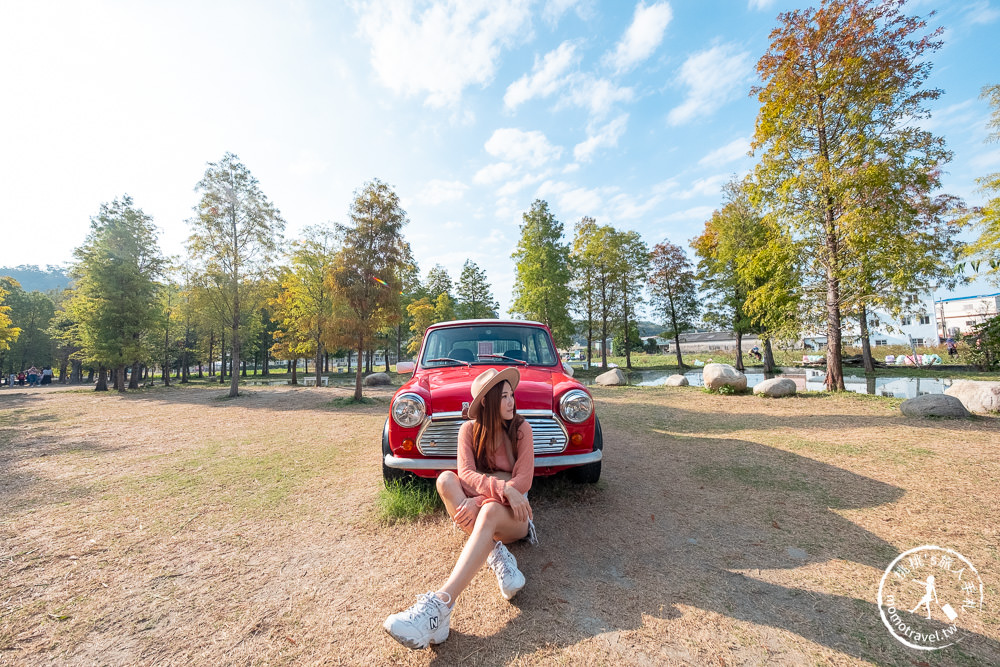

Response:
(703, 363), (747, 392)
(900, 394), (970, 419)
(944, 380), (1000, 415)
(663, 374), (689, 387)
(753, 377), (797, 398)
(363, 372), (392, 386)
(595, 368), (627, 386)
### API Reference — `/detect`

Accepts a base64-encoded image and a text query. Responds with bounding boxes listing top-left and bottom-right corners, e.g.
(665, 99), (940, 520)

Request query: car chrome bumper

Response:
(383, 449), (603, 470)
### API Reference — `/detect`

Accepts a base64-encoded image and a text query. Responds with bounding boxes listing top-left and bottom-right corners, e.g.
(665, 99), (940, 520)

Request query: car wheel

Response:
(382, 418), (412, 486)
(568, 416), (602, 484)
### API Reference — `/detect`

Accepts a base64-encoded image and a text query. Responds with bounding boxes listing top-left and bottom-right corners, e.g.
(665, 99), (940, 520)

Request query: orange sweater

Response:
(457, 419), (534, 507)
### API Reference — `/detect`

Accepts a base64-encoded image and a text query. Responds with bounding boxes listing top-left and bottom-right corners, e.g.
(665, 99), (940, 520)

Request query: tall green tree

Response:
(456, 260), (499, 319)
(648, 241), (699, 369)
(570, 217), (598, 365)
(967, 84), (1000, 281)
(751, 0), (948, 390)
(67, 196), (165, 391)
(511, 200), (573, 347)
(0, 278), (56, 374)
(331, 179), (411, 400)
(187, 152), (285, 397)
(0, 279), (21, 358)
(611, 230), (649, 370)
(424, 264), (454, 302)
(272, 225), (339, 385)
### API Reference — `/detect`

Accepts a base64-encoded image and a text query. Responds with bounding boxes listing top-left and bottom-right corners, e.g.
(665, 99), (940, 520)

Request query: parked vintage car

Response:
(383, 319), (603, 484)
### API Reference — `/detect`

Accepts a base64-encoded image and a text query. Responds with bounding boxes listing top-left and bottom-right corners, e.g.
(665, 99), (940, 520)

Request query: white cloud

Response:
(608, 191), (664, 220)
(747, 0), (776, 10)
(417, 179), (468, 204)
(504, 41), (579, 110)
(574, 113), (629, 162)
(542, 0), (588, 24)
(563, 162), (581, 174)
(537, 180), (603, 215)
(605, 2), (673, 74)
(562, 74), (634, 118)
(485, 128), (563, 167)
(667, 43), (751, 126)
(662, 205), (715, 221)
(697, 137), (750, 167)
(970, 147), (1000, 170)
(496, 171), (549, 196)
(675, 174), (728, 199)
(965, 1), (1000, 25)
(356, 0), (532, 107)
(474, 162), (517, 184)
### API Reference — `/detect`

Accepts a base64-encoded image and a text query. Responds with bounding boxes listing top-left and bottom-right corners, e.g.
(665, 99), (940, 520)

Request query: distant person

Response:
(383, 368), (535, 650)
(17, 371), (26, 386)
(27, 366), (39, 387)
(749, 346), (763, 363)
(7, 372), (15, 388)
(946, 338), (957, 358)
(41, 367), (53, 385)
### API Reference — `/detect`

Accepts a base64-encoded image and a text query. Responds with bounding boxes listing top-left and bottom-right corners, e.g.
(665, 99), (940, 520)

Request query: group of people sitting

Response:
(4, 366), (53, 387)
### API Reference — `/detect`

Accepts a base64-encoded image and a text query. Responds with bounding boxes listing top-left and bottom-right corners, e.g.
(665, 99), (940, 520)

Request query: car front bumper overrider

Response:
(383, 449), (602, 471)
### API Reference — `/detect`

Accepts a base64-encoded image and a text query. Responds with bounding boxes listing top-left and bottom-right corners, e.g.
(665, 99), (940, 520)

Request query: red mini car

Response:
(383, 319), (603, 484)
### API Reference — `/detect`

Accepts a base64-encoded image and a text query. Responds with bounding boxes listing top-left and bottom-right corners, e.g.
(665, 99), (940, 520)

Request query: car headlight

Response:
(559, 389), (593, 424)
(392, 393), (426, 428)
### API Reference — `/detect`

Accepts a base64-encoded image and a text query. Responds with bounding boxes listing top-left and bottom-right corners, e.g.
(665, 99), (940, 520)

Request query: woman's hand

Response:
(453, 497), (478, 529)
(503, 486), (533, 523)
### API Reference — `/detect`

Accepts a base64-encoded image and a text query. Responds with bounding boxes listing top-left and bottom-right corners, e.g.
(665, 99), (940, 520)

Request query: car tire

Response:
(382, 418), (412, 486)
(568, 416), (602, 484)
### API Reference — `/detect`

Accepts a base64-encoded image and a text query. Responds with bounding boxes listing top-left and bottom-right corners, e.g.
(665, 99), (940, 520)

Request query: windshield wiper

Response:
(478, 353), (528, 366)
(426, 357), (471, 367)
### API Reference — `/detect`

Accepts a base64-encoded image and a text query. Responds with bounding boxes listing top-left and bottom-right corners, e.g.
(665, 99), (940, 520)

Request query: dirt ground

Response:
(1, 383), (998, 666)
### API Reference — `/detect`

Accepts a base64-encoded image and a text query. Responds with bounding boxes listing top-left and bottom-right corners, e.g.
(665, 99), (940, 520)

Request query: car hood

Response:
(416, 365), (560, 415)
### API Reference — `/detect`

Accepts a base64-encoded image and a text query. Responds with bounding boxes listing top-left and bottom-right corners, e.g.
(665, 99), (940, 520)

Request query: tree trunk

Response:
(219, 334), (226, 383)
(291, 359), (298, 385)
(623, 289), (633, 370)
(95, 365), (108, 391)
(669, 294), (684, 369)
(316, 343), (324, 387)
(71, 360), (82, 384)
(115, 365), (126, 392)
(58, 358), (68, 384)
(208, 331), (215, 376)
(354, 335), (364, 401)
(859, 304), (875, 375)
(347, 351), (352, 374)
(86, 367), (94, 383)
(735, 333), (744, 372)
(384, 346), (390, 373)
(763, 338), (776, 374)
(129, 362), (141, 389)
(673, 332), (684, 369)
(229, 317), (240, 398)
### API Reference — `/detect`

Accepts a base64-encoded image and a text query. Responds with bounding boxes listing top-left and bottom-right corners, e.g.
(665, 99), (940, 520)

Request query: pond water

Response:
(583, 368), (955, 399)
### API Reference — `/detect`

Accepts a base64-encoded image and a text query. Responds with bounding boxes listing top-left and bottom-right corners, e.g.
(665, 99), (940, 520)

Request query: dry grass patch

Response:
(1, 383), (998, 665)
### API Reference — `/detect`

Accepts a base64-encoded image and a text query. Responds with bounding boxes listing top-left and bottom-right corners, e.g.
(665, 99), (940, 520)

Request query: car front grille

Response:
(417, 414), (567, 457)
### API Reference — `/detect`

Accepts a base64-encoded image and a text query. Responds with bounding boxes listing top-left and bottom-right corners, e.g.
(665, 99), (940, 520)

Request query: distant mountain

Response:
(0, 265), (72, 293)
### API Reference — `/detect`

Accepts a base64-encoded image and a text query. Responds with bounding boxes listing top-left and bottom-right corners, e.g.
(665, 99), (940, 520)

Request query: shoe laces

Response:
(490, 543), (516, 578)
(402, 592), (445, 623)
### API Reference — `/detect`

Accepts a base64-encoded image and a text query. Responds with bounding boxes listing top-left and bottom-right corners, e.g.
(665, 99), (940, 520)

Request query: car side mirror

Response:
(562, 362), (574, 377)
(396, 361), (415, 374)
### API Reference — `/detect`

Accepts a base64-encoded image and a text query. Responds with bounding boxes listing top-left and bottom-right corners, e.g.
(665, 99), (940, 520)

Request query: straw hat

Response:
(468, 367), (520, 420)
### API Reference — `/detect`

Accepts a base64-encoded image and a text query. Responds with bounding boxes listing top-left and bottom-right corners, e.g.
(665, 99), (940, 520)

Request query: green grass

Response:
(376, 480), (444, 524)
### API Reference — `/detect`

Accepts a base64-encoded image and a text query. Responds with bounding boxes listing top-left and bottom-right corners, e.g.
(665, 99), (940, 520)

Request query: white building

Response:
(934, 293), (1000, 337)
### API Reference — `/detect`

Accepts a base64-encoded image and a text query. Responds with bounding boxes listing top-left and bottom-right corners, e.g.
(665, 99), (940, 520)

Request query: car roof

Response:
(427, 319), (547, 329)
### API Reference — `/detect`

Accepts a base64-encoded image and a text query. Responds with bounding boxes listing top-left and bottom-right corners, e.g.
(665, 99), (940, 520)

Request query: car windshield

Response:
(421, 325), (559, 368)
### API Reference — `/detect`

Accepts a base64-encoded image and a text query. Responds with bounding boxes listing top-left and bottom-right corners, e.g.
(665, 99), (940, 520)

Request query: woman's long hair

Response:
(471, 380), (525, 472)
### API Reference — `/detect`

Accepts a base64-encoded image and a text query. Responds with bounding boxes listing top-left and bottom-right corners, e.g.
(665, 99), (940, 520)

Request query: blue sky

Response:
(2, 0), (998, 316)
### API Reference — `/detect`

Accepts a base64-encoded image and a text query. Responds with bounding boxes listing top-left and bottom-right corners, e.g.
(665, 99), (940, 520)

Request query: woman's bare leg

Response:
(436, 471), (479, 536)
(439, 502), (529, 604)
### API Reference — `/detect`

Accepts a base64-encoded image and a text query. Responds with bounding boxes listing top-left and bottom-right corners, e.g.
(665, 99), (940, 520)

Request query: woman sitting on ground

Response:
(384, 367), (535, 650)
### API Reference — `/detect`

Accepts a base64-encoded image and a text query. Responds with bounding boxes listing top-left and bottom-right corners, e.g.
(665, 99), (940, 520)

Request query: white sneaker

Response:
(383, 592), (451, 649)
(487, 541), (525, 600)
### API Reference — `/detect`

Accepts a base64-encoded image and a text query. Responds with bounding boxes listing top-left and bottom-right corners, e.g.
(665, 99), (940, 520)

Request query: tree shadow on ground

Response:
(399, 417), (1000, 665)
